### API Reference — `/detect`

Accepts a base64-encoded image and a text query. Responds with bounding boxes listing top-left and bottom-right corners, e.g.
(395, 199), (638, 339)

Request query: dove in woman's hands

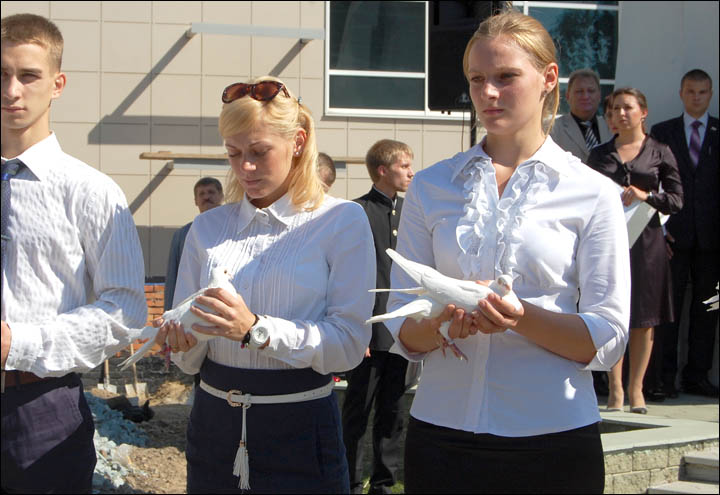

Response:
(118, 267), (236, 370)
(367, 249), (522, 360)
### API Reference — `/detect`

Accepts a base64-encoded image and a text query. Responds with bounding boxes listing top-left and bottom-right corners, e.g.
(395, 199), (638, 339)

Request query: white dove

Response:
(703, 283), (719, 312)
(367, 249), (521, 361)
(119, 267), (236, 371)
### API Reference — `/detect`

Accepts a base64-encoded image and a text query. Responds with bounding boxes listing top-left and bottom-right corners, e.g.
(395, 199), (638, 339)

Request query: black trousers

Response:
(1, 373), (96, 494)
(655, 249), (719, 387)
(341, 351), (408, 493)
(404, 417), (605, 494)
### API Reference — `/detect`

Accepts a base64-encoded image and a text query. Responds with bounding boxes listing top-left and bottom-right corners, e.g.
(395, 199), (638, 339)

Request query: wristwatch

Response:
(647, 191), (654, 201)
(242, 315), (270, 349)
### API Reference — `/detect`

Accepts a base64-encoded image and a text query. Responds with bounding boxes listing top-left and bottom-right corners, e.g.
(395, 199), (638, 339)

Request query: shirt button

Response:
(392, 229), (398, 237)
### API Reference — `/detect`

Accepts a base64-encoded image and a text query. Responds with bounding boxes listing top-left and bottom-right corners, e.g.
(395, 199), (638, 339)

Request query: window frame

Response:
(324, 0), (466, 121)
(323, 1), (621, 120)
(513, 0), (620, 114)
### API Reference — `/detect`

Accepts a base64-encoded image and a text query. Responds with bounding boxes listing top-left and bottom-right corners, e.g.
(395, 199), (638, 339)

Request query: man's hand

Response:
(1, 320), (11, 369)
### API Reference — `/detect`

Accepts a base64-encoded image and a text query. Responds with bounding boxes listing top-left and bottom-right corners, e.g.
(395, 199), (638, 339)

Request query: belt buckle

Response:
(227, 389), (243, 407)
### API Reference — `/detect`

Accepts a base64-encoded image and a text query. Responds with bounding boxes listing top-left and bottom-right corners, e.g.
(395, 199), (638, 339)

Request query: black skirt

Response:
(186, 359), (349, 494)
(404, 416), (604, 494)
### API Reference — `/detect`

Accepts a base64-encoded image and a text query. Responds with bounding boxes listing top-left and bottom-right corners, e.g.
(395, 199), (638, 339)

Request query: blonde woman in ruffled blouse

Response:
(384, 12), (630, 494)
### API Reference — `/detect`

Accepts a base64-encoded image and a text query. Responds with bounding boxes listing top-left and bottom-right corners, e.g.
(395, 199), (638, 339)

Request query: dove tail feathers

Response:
(370, 287), (425, 294)
(118, 336), (156, 371)
(385, 249), (430, 285)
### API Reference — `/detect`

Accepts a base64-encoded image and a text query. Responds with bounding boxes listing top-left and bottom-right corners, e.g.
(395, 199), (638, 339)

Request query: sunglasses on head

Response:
(222, 81), (290, 104)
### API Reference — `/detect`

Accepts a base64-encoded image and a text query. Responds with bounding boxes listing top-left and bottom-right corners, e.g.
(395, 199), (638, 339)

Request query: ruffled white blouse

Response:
(170, 193), (376, 376)
(385, 136), (631, 437)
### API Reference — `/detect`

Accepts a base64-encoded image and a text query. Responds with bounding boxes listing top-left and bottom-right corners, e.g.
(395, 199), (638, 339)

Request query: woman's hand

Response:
(189, 288), (257, 342)
(472, 292), (525, 334)
(621, 185), (648, 206)
(444, 304), (481, 340)
(152, 318), (198, 353)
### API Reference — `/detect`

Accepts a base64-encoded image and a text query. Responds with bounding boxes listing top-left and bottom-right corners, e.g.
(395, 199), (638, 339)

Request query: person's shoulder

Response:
(52, 149), (129, 206)
(352, 189), (373, 205)
(412, 148), (470, 184)
(650, 116), (683, 134)
(548, 139), (616, 191)
(321, 194), (366, 216)
(195, 203), (237, 225)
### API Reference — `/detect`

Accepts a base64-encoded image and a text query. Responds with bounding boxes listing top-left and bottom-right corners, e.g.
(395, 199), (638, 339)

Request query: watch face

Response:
(252, 326), (269, 346)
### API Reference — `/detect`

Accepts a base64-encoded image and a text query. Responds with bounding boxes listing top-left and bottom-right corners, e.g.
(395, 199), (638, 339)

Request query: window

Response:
(326, 1), (463, 120)
(513, 1), (620, 116)
(325, 1), (620, 119)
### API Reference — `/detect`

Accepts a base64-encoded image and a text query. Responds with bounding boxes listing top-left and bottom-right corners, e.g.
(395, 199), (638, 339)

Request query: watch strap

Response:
(241, 313), (260, 348)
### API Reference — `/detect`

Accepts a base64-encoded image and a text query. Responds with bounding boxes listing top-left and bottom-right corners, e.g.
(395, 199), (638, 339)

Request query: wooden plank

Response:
(139, 152), (365, 164)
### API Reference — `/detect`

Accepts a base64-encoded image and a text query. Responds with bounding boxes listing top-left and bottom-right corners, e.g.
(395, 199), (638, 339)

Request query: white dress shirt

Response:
(2, 133), (147, 377)
(683, 111), (709, 148)
(386, 136), (630, 437)
(171, 192), (375, 376)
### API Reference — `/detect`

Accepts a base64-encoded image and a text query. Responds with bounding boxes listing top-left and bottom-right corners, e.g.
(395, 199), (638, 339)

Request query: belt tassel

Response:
(233, 404), (251, 489)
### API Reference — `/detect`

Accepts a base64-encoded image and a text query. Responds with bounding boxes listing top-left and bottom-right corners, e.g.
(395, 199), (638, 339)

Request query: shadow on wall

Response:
(136, 225), (183, 279)
(88, 33), (309, 145)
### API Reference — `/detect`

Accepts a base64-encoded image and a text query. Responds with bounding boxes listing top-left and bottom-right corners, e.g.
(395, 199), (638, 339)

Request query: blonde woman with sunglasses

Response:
(151, 76), (375, 493)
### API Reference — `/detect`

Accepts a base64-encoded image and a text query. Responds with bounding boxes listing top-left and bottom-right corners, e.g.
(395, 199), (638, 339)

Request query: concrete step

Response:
(647, 480), (719, 494)
(684, 450), (719, 482)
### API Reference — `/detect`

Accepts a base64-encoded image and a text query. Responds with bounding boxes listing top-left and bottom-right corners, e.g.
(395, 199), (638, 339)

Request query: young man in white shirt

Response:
(1, 13), (147, 493)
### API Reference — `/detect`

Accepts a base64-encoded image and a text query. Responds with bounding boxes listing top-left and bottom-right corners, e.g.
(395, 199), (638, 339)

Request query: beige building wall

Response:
(2, 0), (467, 277)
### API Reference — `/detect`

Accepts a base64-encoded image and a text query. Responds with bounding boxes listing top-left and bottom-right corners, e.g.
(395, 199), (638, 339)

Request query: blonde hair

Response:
(462, 10), (559, 135)
(1, 13), (63, 71)
(219, 76), (324, 210)
(365, 139), (414, 183)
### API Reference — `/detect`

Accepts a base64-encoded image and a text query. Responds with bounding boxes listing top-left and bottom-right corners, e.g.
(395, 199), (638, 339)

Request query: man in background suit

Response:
(164, 177), (223, 312)
(650, 69), (719, 399)
(342, 139), (414, 494)
(551, 68), (613, 163)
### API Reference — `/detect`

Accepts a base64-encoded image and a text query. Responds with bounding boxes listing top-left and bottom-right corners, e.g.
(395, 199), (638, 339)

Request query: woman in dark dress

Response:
(587, 87), (683, 414)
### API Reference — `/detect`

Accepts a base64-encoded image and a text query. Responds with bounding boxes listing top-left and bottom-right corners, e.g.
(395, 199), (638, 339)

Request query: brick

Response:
(605, 451), (633, 474)
(611, 471), (650, 494)
(603, 474), (614, 494)
(633, 447), (668, 470)
(651, 466), (680, 486)
(669, 442), (704, 466)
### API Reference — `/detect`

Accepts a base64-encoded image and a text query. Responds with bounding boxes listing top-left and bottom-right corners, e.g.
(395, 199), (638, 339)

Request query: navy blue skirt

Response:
(187, 359), (349, 494)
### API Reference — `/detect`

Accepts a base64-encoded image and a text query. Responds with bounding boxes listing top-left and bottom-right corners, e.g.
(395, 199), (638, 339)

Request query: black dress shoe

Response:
(682, 379), (719, 398)
(646, 389), (666, 402)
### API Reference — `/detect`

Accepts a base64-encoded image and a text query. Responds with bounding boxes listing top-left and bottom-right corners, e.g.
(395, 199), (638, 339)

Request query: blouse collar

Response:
(237, 192), (296, 232)
(450, 135), (573, 182)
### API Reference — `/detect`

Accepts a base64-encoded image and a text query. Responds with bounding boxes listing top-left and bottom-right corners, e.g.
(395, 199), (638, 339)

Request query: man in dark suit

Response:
(650, 69), (719, 399)
(550, 68), (613, 163)
(342, 139), (414, 494)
